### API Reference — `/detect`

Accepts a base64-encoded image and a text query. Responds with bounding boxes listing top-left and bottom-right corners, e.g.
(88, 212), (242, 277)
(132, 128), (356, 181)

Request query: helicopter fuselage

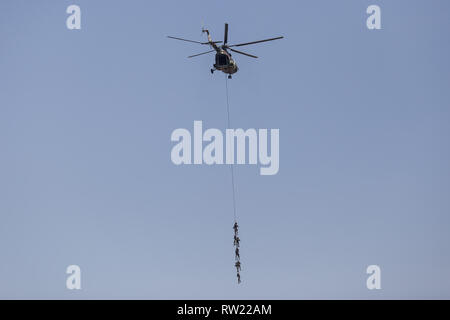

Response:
(204, 29), (238, 75)
(213, 50), (238, 75)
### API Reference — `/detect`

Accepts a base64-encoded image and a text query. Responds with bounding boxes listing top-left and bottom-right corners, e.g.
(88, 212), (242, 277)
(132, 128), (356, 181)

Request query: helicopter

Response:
(168, 23), (283, 78)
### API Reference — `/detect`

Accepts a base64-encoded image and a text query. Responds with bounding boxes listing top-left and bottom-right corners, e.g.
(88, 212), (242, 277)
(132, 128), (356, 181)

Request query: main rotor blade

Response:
(224, 23), (229, 45)
(167, 36), (222, 45)
(167, 36), (205, 44)
(188, 50), (215, 58)
(229, 48), (258, 58)
(228, 36), (284, 47)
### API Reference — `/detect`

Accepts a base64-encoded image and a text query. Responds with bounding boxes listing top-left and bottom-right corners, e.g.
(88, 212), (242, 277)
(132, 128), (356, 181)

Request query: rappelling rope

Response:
(226, 76), (241, 284)
(225, 76), (237, 222)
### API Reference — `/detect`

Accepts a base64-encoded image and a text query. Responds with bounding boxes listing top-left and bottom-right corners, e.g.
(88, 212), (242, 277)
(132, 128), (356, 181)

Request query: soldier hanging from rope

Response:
(235, 260), (241, 272)
(234, 234), (240, 247)
(233, 221), (239, 234)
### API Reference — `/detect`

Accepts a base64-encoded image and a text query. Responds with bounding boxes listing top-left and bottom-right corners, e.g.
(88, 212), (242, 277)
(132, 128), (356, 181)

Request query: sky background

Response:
(0, 0), (449, 299)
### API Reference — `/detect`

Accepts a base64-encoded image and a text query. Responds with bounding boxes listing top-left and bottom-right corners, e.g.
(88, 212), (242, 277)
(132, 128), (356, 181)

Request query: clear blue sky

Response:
(0, 0), (449, 299)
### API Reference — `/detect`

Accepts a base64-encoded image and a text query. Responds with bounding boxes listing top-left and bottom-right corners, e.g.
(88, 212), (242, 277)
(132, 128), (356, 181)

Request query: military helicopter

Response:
(168, 23), (283, 78)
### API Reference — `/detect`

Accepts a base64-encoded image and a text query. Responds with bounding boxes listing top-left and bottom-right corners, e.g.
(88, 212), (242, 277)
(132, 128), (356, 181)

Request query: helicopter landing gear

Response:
(228, 74), (232, 79)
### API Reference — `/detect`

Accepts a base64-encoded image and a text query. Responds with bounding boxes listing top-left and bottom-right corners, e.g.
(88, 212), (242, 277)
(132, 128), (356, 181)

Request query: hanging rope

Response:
(225, 76), (237, 222)
(226, 76), (241, 284)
